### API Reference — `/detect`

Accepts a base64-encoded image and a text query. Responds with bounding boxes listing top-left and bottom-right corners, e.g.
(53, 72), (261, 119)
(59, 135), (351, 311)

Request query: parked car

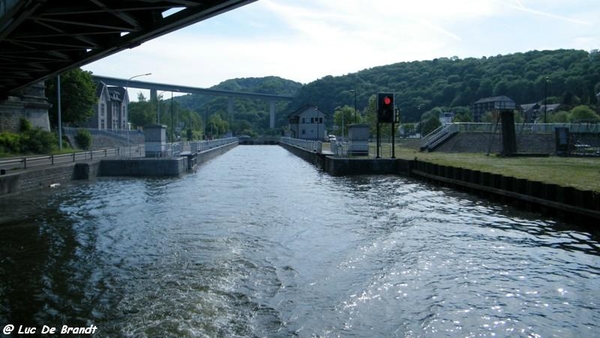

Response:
(328, 135), (337, 142)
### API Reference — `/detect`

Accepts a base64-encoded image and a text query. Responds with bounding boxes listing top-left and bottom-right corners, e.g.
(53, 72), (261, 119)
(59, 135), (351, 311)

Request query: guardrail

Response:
(63, 126), (141, 142)
(438, 122), (599, 134)
(420, 122), (600, 150)
(187, 137), (239, 154)
(280, 137), (322, 153)
(0, 145), (144, 172)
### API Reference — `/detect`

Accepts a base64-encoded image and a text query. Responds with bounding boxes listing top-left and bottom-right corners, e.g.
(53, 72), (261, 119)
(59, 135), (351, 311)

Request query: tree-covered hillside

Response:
(287, 49), (600, 124)
(164, 49), (599, 138)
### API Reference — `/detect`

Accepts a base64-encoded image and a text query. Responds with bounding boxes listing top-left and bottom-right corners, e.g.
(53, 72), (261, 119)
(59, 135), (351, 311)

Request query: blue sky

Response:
(83, 0), (599, 94)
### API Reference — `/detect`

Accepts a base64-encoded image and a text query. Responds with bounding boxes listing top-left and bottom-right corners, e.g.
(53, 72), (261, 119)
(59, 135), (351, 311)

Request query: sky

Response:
(83, 0), (600, 97)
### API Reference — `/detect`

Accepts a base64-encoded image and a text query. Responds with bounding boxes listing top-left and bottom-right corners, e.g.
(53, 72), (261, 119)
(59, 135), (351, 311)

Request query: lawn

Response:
(349, 142), (600, 192)
(399, 147), (599, 192)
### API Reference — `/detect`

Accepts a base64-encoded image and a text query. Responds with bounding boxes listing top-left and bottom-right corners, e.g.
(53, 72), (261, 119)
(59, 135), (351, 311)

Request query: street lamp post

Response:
(204, 106), (208, 140)
(334, 106), (342, 140)
(125, 73), (151, 157)
(170, 90), (179, 143)
(57, 74), (62, 150)
(156, 90), (169, 124)
(349, 89), (357, 123)
(544, 77), (549, 124)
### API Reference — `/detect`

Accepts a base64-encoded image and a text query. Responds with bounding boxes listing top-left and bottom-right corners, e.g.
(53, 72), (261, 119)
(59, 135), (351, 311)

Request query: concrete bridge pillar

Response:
(150, 88), (157, 102)
(270, 100), (276, 129)
(227, 97), (234, 118)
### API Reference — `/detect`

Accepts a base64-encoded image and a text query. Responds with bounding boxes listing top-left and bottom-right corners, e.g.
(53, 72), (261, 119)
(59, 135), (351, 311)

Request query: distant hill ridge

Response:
(288, 49), (600, 123)
(175, 49), (599, 132)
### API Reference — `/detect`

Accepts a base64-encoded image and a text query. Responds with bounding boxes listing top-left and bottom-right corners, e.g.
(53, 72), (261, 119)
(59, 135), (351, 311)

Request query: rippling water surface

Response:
(1, 145), (599, 337)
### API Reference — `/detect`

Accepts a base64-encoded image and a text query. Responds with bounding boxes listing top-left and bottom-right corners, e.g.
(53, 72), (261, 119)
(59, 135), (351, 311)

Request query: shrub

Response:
(20, 128), (57, 154)
(0, 132), (21, 153)
(19, 118), (32, 132)
(74, 129), (92, 150)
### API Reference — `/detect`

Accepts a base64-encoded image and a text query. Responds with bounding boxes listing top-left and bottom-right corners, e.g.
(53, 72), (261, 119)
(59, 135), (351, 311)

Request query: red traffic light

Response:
(384, 96), (391, 105)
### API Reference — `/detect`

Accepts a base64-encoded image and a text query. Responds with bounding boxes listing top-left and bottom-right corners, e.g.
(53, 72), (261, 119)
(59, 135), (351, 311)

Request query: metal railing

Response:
(280, 137), (322, 153)
(0, 145), (144, 172)
(63, 126), (139, 139)
(187, 137), (239, 154)
(420, 122), (600, 149)
(330, 141), (348, 156)
(0, 137), (241, 172)
(438, 122), (599, 134)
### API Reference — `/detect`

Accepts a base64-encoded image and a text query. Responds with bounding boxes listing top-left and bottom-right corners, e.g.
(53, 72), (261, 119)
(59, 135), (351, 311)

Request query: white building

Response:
(288, 104), (327, 140)
(86, 81), (129, 130)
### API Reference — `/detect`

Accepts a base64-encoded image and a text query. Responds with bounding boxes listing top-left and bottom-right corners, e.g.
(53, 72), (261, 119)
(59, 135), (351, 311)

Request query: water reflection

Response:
(1, 146), (599, 337)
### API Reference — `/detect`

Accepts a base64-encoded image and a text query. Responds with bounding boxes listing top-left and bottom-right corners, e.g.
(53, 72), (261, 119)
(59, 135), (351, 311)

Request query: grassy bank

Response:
(367, 143), (599, 192)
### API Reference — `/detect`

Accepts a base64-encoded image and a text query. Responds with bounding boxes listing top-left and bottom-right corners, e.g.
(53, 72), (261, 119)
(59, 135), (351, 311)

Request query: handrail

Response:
(280, 137), (321, 153)
(0, 145), (143, 171)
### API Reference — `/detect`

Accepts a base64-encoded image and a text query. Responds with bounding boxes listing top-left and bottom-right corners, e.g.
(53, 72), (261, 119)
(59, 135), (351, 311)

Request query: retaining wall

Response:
(280, 143), (600, 227)
(410, 161), (600, 225)
(194, 141), (238, 168)
(0, 141), (238, 197)
(99, 157), (188, 177)
(0, 161), (97, 196)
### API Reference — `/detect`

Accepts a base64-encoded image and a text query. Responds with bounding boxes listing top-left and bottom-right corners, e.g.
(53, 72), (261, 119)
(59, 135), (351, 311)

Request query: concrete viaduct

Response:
(92, 75), (296, 129)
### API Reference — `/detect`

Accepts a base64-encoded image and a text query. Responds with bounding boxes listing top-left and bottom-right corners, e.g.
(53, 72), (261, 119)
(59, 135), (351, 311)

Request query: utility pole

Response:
(57, 74), (62, 150)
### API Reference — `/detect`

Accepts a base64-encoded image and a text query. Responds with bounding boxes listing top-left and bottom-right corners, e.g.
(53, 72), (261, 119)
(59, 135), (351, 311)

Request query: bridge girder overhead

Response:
(0, 0), (256, 97)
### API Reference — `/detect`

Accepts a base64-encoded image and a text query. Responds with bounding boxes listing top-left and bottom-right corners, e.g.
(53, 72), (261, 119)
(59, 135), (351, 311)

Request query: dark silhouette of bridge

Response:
(93, 75), (296, 129)
(0, 0), (256, 97)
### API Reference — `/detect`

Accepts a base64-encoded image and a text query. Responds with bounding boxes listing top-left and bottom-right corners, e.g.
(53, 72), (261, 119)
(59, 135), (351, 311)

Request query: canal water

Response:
(1, 145), (599, 337)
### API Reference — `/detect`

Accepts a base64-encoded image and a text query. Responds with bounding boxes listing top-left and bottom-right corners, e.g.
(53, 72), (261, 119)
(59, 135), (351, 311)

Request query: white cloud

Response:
(84, 0), (600, 92)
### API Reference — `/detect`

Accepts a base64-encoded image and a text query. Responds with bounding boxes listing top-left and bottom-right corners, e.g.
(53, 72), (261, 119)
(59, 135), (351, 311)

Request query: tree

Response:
(421, 116), (442, 136)
(569, 105), (600, 122)
(548, 111), (569, 123)
(74, 129), (92, 150)
(333, 105), (356, 137)
(46, 68), (97, 126)
(207, 113), (229, 137)
(129, 93), (157, 128)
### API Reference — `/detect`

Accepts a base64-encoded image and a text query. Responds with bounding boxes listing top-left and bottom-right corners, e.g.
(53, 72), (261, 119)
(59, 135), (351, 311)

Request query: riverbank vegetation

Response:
(0, 119), (57, 156)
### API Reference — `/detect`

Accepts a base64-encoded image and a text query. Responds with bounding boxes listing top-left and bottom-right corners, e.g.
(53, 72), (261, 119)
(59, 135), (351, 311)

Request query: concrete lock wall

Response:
(0, 142), (238, 197)
(279, 142), (600, 227)
(0, 162), (95, 196)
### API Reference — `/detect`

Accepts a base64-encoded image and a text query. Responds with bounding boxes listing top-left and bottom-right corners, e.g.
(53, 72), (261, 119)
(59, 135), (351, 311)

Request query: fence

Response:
(0, 145), (144, 171)
(280, 137), (322, 153)
(0, 137), (241, 172)
(62, 126), (142, 143)
(420, 122), (600, 150)
(188, 137), (239, 154)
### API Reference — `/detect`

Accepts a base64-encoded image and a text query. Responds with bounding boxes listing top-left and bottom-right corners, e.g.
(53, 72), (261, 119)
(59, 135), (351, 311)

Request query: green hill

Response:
(287, 49), (600, 124)
(168, 49), (599, 137)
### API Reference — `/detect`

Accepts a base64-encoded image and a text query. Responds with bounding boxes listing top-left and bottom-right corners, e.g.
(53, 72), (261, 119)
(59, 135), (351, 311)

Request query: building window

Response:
(100, 103), (105, 116)
(100, 119), (105, 129)
(302, 129), (305, 135)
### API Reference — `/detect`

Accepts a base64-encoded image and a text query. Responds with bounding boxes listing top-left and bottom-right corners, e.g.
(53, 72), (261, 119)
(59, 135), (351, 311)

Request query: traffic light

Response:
(377, 93), (395, 123)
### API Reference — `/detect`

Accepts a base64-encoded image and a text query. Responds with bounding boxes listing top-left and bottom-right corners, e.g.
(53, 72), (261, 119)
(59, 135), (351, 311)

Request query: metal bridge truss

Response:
(0, 0), (256, 97)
